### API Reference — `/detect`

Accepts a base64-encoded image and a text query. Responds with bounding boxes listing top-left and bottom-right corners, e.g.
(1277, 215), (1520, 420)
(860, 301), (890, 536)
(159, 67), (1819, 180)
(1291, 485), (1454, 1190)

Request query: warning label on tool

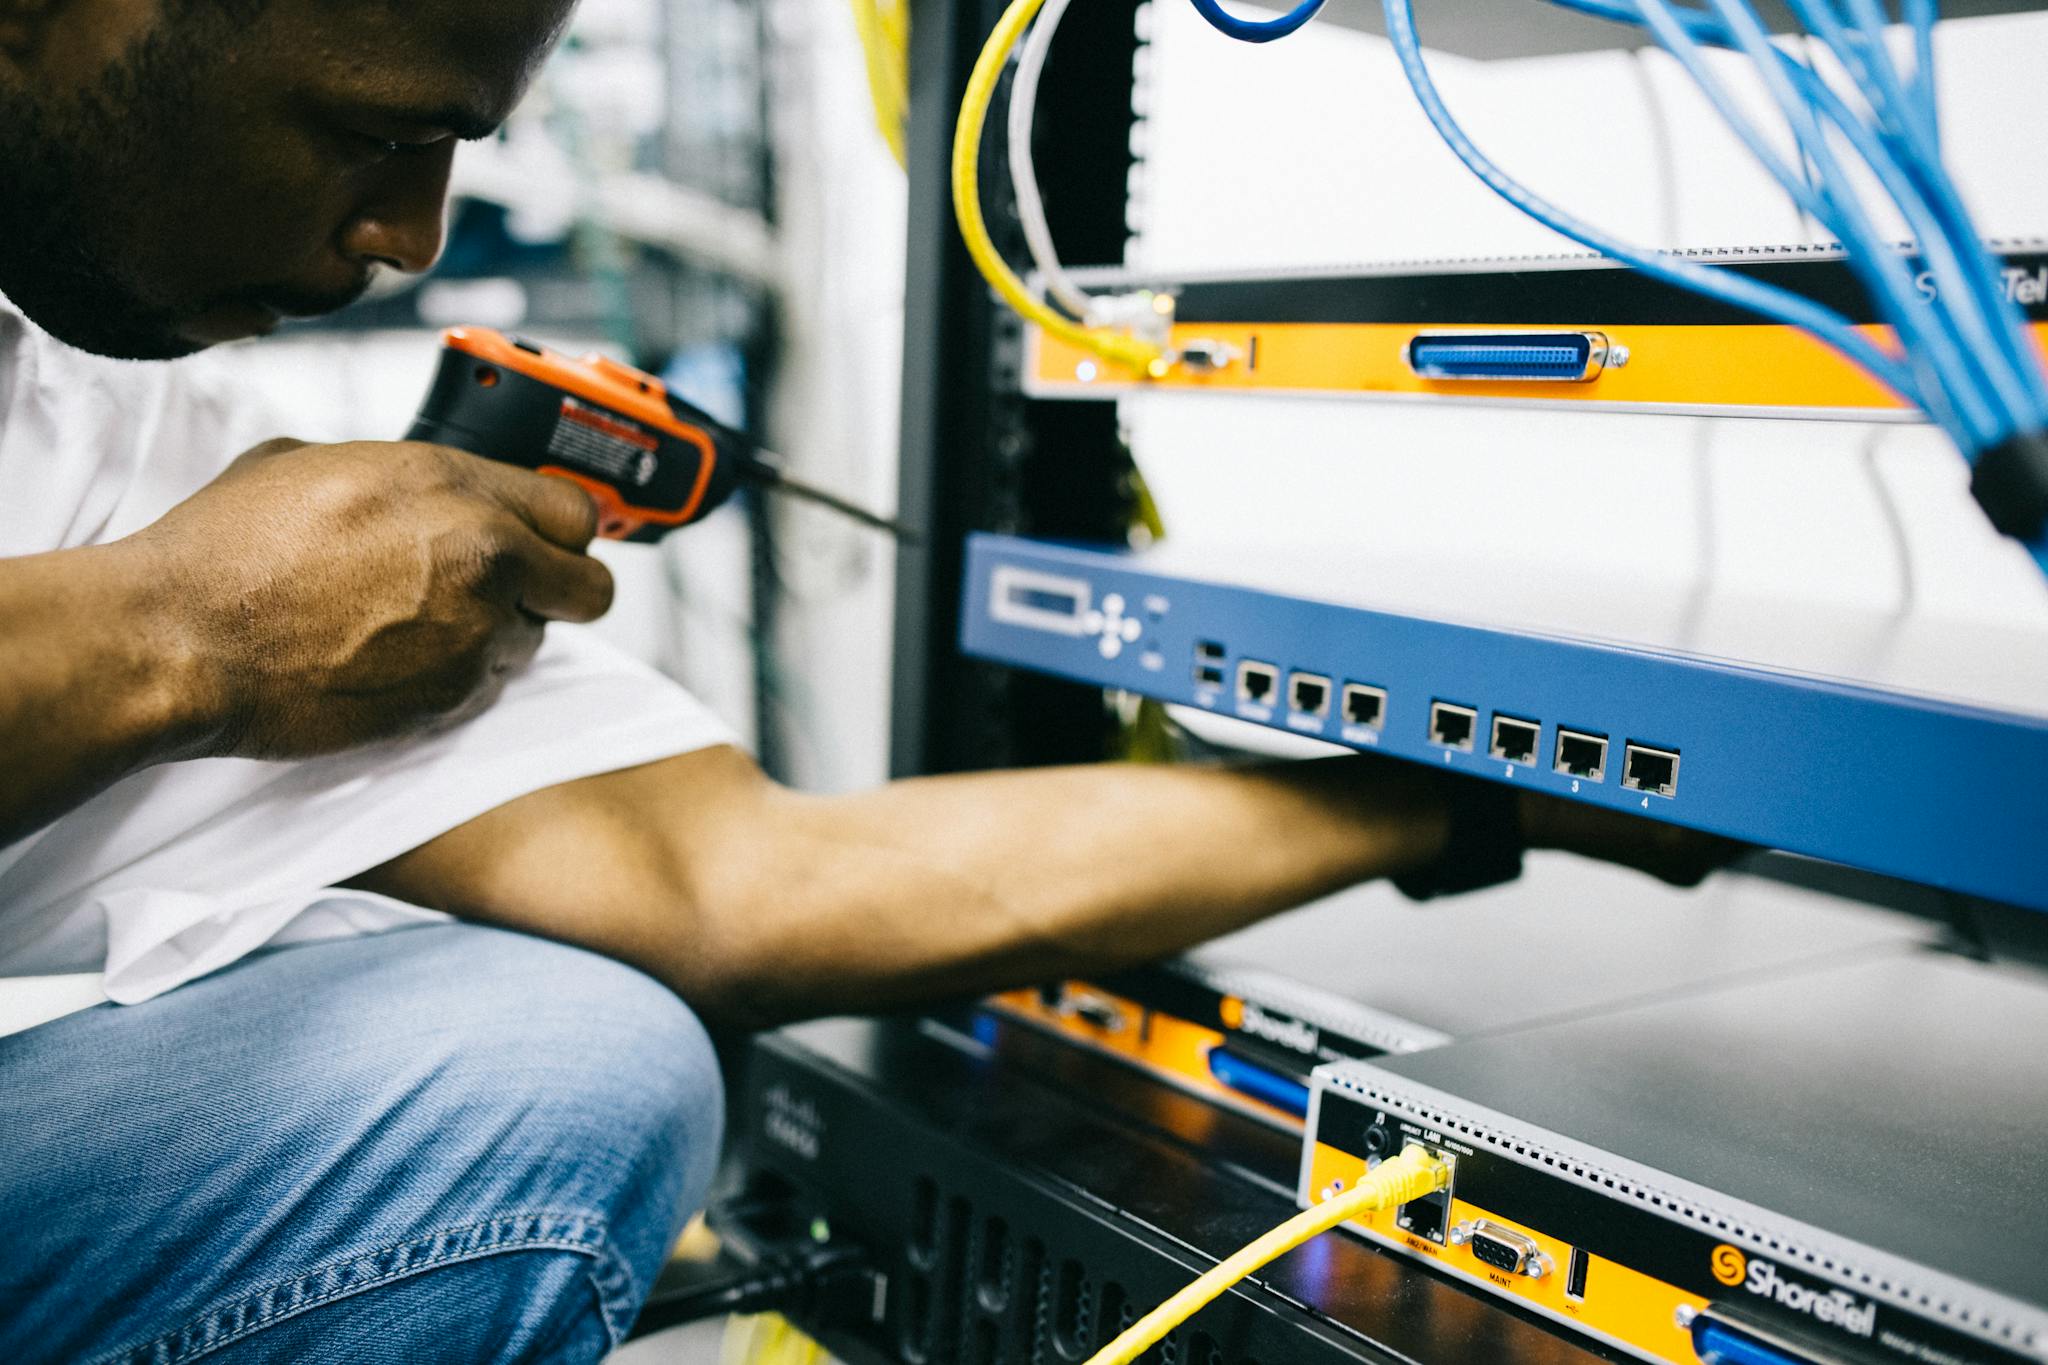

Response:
(549, 397), (661, 486)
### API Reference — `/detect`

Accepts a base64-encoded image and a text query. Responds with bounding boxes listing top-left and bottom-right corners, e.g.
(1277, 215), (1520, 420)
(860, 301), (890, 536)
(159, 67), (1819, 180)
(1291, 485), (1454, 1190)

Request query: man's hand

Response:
(0, 439), (613, 845)
(135, 438), (615, 758)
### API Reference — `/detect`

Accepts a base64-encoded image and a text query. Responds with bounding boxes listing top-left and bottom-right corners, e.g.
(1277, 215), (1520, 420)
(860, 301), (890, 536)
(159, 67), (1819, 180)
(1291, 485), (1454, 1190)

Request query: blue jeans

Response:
(0, 923), (723, 1364)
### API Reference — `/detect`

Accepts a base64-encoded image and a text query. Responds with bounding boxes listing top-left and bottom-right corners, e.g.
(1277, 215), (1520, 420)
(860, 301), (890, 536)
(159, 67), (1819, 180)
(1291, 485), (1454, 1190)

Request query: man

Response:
(0, 1), (1722, 1360)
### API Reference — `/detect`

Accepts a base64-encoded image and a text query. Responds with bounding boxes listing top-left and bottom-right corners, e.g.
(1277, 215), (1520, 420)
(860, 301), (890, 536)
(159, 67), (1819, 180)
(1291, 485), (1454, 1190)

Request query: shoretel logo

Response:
(1729, 1253), (1878, 1339)
(1234, 1002), (1320, 1056)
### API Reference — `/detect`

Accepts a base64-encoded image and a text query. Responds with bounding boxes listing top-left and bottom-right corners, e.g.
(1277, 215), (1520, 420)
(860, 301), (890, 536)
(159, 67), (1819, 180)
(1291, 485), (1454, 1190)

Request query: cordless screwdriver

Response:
(406, 326), (908, 543)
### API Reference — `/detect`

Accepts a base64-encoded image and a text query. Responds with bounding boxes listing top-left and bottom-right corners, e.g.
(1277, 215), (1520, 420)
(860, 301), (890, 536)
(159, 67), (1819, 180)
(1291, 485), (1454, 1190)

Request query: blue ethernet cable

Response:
(1187, 0), (1327, 43)
(1905, 0), (1939, 141)
(1789, 0), (2048, 429)
(1673, 0), (2001, 445)
(1374, 0), (1928, 414)
(1549, 0), (2044, 445)
(1459, 0), (2048, 568)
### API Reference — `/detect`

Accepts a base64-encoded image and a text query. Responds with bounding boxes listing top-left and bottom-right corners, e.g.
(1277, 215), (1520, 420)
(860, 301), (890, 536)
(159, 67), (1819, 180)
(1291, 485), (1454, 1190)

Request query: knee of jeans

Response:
(384, 928), (726, 1258)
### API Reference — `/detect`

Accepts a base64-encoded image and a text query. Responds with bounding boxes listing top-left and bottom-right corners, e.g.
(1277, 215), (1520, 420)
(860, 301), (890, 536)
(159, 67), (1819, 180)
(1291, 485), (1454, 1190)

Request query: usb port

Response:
(1565, 1245), (1589, 1300)
(1196, 640), (1226, 662)
(1288, 671), (1332, 718)
(1193, 663), (1225, 689)
(1237, 660), (1278, 705)
(1622, 743), (1680, 797)
(1428, 701), (1477, 751)
(1489, 714), (1539, 764)
(1554, 729), (1607, 781)
(1341, 683), (1386, 730)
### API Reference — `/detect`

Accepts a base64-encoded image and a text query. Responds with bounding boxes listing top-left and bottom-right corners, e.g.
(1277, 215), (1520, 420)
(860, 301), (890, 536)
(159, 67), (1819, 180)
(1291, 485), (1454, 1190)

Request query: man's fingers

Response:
(461, 457), (602, 551)
(506, 529), (616, 624)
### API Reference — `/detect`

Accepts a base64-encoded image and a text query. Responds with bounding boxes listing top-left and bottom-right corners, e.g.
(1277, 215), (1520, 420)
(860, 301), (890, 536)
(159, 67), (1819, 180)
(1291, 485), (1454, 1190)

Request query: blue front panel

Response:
(959, 534), (2048, 913)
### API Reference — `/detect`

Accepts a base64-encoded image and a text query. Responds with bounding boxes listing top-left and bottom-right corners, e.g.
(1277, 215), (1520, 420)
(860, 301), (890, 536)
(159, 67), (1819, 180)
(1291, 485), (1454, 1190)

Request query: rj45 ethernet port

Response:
(1342, 683), (1387, 730)
(1428, 701), (1477, 751)
(1288, 671), (1332, 718)
(1622, 743), (1680, 797)
(1489, 715), (1540, 764)
(1236, 660), (1278, 705)
(1554, 729), (1608, 781)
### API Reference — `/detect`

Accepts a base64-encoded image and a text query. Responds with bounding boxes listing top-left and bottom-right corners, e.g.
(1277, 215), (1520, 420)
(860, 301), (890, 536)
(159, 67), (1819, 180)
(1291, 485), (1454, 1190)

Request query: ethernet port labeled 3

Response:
(1342, 683), (1387, 730)
(1489, 714), (1540, 765)
(1554, 729), (1608, 782)
(1622, 742), (1681, 797)
(1288, 671), (1332, 718)
(1428, 701), (1478, 751)
(1237, 660), (1278, 706)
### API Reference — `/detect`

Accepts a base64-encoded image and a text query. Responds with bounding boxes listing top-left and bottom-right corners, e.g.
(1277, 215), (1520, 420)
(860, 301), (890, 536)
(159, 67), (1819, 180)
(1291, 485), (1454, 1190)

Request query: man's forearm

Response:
(357, 748), (1453, 1029)
(692, 757), (1450, 1023)
(0, 543), (218, 843)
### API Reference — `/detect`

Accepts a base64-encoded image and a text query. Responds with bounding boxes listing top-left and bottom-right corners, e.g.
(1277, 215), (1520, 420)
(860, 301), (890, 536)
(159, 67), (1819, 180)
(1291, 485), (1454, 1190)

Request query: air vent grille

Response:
(895, 1182), (1267, 1365)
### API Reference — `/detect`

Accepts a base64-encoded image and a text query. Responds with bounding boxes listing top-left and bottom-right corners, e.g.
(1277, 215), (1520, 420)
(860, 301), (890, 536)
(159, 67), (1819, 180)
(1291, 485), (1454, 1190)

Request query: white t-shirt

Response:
(0, 296), (735, 1032)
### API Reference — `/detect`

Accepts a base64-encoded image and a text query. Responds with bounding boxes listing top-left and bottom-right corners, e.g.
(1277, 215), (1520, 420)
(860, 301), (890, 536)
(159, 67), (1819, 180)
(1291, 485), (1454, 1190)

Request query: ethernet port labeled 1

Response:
(1428, 701), (1478, 751)
(1554, 729), (1608, 782)
(1288, 671), (1332, 718)
(1489, 714), (1540, 765)
(1622, 743), (1680, 797)
(1236, 660), (1278, 706)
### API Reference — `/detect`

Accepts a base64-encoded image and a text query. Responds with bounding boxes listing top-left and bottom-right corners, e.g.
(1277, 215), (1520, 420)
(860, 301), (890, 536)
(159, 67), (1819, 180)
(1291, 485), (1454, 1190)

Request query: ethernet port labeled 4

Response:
(1236, 660), (1278, 706)
(1341, 683), (1387, 730)
(1622, 742), (1680, 797)
(1428, 701), (1478, 751)
(1554, 729), (1608, 782)
(1288, 671), (1332, 718)
(1489, 714), (1540, 765)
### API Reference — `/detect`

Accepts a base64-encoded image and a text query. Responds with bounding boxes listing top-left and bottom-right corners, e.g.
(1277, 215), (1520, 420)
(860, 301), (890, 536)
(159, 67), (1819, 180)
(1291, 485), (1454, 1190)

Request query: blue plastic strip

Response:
(1693, 1318), (1812, 1365)
(1206, 1046), (1313, 1115)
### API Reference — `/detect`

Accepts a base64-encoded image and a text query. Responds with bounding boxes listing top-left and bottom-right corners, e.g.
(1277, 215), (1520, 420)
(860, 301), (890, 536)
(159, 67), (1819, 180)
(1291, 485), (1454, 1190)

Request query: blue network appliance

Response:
(959, 533), (2048, 913)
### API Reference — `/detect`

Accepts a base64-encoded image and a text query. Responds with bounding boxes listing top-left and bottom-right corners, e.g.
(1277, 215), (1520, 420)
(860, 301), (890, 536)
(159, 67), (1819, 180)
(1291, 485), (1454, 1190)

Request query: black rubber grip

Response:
(1970, 429), (2048, 542)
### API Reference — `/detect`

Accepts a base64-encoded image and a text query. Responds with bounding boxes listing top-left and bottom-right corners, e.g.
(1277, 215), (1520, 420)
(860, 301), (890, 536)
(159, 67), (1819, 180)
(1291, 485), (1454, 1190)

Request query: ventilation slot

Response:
(1053, 1258), (1093, 1358)
(978, 1216), (1013, 1314)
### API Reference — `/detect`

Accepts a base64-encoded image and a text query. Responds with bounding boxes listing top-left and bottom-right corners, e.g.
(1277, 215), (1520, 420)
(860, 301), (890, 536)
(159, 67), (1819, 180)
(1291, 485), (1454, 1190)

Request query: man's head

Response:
(0, 0), (574, 359)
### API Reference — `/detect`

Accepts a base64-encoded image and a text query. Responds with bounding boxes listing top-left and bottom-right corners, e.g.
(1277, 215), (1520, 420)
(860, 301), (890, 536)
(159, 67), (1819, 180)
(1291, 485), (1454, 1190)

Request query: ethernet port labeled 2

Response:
(1489, 714), (1540, 765)
(1237, 660), (1278, 706)
(1554, 729), (1608, 782)
(1342, 683), (1387, 730)
(1288, 671), (1332, 718)
(1622, 742), (1681, 797)
(1428, 701), (1478, 751)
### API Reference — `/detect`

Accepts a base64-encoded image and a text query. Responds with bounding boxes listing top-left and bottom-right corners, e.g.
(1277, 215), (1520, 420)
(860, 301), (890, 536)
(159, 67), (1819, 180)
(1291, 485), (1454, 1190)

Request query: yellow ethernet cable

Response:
(1080, 1145), (1450, 1365)
(850, 0), (908, 169)
(952, 0), (1169, 378)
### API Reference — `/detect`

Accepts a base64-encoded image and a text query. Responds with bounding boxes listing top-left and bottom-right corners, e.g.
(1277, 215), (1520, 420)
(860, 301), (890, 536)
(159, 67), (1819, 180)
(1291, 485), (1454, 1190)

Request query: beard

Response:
(0, 22), (374, 361)
(0, 28), (206, 360)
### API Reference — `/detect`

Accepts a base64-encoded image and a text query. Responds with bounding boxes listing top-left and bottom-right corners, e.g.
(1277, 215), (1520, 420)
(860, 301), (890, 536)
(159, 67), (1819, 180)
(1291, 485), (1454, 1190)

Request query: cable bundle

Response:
(1183, 0), (2048, 569)
(955, 0), (1177, 377)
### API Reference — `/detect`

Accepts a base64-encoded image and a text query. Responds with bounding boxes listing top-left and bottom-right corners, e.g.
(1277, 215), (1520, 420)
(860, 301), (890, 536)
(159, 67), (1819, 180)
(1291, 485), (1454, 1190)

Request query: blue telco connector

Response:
(1206, 1047), (1312, 1116)
(1691, 1315), (1815, 1365)
(1405, 332), (1611, 382)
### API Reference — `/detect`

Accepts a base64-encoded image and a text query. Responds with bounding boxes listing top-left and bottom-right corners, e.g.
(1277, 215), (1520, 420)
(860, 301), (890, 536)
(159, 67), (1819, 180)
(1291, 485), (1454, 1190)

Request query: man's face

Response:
(0, 0), (575, 359)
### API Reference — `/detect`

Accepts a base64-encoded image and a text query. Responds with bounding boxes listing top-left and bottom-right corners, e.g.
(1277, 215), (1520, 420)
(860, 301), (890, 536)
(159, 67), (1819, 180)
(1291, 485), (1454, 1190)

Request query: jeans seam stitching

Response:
(93, 1211), (612, 1365)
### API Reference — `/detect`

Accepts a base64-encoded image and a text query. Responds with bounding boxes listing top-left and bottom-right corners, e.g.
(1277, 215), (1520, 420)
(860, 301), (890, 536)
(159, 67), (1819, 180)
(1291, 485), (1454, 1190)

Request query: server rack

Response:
(720, 3), (2048, 1363)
